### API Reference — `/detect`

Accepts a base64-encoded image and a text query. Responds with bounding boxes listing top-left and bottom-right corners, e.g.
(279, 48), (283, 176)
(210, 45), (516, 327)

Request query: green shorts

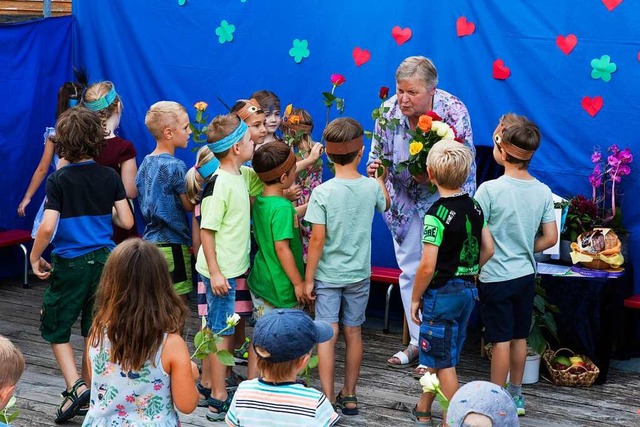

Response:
(40, 247), (110, 344)
(157, 243), (193, 296)
(250, 290), (302, 321)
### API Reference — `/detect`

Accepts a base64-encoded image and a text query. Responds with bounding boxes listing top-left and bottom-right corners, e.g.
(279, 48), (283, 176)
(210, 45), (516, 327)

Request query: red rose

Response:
(379, 86), (389, 100)
(330, 73), (346, 87)
(425, 111), (443, 121)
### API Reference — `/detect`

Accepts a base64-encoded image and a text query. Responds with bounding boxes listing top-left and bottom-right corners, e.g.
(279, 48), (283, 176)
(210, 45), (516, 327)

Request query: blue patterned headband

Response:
(197, 157), (220, 179)
(207, 120), (248, 153)
(84, 85), (118, 111)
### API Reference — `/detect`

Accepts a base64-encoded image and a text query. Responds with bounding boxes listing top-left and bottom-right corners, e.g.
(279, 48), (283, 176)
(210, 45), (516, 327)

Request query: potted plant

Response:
(558, 196), (599, 261)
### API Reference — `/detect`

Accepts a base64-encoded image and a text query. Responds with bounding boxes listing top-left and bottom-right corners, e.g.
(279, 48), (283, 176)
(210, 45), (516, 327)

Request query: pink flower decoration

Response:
(619, 164), (631, 176)
(618, 148), (633, 163)
(330, 73), (346, 87)
(608, 155), (621, 167)
(154, 384), (162, 391)
(608, 144), (620, 155)
(125, 395), (135, 403)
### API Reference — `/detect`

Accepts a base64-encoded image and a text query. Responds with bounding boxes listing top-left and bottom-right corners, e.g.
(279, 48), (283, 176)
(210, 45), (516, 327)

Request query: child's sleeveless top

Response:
(83, 333), (179, 426)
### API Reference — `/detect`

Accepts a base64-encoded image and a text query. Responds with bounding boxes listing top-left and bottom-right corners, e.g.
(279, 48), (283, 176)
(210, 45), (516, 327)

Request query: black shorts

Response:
(478, 274), (536, 343)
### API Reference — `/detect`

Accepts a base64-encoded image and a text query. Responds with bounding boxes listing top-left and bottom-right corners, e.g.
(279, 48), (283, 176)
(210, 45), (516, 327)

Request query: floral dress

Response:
(83, 333), (180, 427)
(294, 146), (323, 261)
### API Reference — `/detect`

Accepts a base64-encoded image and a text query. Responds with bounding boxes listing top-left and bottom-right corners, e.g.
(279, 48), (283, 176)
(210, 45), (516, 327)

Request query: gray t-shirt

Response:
(475, 175), (555, 283)
(305, 176), (386, 285)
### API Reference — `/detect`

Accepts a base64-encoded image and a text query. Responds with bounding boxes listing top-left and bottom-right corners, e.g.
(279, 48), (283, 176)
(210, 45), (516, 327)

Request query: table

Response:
(539, 266), (633, 384)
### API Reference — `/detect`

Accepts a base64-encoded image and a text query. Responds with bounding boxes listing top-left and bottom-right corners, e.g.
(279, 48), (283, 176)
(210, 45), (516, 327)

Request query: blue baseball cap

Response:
(447, 381), (519, 427)
(252, 309), (333, 363)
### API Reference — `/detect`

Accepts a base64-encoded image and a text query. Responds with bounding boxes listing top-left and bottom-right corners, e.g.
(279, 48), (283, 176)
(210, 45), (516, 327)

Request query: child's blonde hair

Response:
(206, 114), (241, 159)
(0, 336), (25, 389)
(89, 238), (187, 372)
(83, 81), (121, 131)
(186, 145), (216, 204)
(145, 101), (187, 140)
(426, 139), (473, 190)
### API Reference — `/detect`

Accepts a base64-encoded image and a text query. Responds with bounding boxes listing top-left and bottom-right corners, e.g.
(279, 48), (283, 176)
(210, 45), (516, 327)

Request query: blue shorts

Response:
(202, 274), (237, 336)
(419, 279), (478, 370)
(314, 278), (370, 327)
(478, 274), (536, 343)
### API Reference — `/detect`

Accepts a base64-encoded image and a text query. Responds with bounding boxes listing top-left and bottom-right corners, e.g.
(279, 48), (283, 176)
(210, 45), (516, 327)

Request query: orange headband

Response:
(325, 136), (363, 155)
(493, 123), (535, 161)
(256, 150), (297, 182)
(236, 98), (262, 121)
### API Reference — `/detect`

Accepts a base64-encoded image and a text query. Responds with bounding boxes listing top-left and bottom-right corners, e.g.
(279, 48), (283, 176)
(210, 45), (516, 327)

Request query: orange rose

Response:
(417, 115), (432, 132)
(289, 115), (301, 125)
(194, 101), (208, 111)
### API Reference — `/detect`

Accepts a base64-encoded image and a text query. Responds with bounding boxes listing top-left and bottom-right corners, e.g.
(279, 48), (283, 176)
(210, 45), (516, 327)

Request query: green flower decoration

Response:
(289, 39), (310, 63)
(178, 0), (186, 5)
(591, 55), (617, 82)
(215, 20), (235, 44)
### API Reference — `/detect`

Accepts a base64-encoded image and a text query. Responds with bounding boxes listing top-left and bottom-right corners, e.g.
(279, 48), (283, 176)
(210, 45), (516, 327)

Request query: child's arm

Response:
(200, 228), (231, 295)
(179, 193), (195, 212)
(295, 202), (308, 218)
(29, 209), (58, 279)
(283, 183), (302, 201)
(274, 239), (310, 305)
(375, 169), (391, 211)
(534, 221), (558, 253)
(295, 143), (323, 172)
(120, 158), (138, 199)
(17, 138), (56, 217)
(479, 226), (495, 267)
(410, 243), (438, 325)
(303, 223), (325, 301)
(112, 199), (134, 230)
(161, 333), (198, 414)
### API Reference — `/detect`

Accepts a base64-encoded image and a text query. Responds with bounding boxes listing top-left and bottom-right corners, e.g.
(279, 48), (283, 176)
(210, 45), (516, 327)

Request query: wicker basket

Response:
(542, 348), (599, 387)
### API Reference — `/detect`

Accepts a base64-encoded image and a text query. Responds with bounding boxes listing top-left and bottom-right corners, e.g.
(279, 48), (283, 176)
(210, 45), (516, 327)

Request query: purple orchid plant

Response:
(589, 144), (633, 225)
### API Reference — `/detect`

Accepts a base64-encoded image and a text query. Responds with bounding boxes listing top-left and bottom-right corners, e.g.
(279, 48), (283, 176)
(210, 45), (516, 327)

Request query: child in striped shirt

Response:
(225, 309), (339, 427)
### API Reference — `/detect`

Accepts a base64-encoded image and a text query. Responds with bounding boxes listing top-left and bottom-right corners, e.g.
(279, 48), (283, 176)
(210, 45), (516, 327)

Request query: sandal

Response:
(410, 405), (435, 426)
(413, 364), (430, 379)
(206, 391), (234, 422)
(54, 379), (90, 424)
(336, 392), (359, 416)
(225, 371), (246, 392)
(197, 381), (212, 407)
(387, 345), (419, 368)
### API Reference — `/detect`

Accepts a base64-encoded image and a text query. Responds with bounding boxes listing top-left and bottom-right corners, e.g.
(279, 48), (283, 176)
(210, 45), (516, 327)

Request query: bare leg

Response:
(52, 343), (86, 411)
(81, 338), (90, 385)
(437, 367), (459, 426)
(234, 317), (246, 349)
(490, 341), (511, 386)
(340, 325), (362, 409)
(318, 323), (339, 403)
(509, 338), (527, 387)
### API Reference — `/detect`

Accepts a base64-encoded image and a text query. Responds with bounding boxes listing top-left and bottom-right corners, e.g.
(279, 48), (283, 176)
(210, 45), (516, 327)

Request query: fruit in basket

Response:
(570, 228), (624, 269)
(569, 356), (583, 364)
(553, 355), (572, 368)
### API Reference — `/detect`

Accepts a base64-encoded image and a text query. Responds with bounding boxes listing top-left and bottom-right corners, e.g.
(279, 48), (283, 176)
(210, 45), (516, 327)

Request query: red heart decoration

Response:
(456, 17), (476, 37)
(637, 51), (640, 62)
(556, 34), (577, 55)
(391, 26), (412, 46)
(581, 96), (603, 117)
(492, 59), (511, 80)
(602, 0), (623, 11)
(352, 47), (371, 67)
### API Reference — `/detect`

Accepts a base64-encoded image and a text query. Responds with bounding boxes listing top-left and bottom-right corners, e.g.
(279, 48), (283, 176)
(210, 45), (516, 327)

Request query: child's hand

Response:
(308, 143), (323, 161)
(366, 160), (382, 179)
(30, 257), (51, 280)
(302, 281), (316, 303)
(286, 184), (302, 201)
(17, 197), (31, 217)
(410, 299), (422, 325)
(210, 272), (231, 296)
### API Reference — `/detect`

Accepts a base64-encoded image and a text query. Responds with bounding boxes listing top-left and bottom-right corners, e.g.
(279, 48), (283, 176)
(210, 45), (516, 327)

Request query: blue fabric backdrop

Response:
(2, 2), (639, 291)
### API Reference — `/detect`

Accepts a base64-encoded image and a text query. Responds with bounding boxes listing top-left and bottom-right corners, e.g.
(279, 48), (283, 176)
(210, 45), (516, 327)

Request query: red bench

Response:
(371, 266), (409, 345)
(0, 230), (32, 288)
(624, 295), (640, 310)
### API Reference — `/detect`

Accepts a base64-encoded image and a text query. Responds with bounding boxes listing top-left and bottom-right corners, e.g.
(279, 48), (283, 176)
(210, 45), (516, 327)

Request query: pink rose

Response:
(330, 73), (346, 86)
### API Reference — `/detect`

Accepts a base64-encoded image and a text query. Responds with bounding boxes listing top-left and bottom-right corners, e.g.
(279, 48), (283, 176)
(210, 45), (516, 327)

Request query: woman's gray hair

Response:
(395, 56), (439, 90)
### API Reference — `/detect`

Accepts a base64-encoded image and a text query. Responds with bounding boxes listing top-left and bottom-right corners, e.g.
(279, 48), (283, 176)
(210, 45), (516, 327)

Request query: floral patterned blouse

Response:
(294, 145), (323, 261)
(367, 89), (476, 245)
(83, 333), (180, 427)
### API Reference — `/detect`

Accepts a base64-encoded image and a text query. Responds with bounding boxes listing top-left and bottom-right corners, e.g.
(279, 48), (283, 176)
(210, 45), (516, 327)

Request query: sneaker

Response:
(513, 394), (525, 416)
(233, 337), (250, 365)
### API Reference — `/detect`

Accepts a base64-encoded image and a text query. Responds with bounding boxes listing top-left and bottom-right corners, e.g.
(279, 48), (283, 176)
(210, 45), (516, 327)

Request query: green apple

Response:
(553, 356), (572, 367)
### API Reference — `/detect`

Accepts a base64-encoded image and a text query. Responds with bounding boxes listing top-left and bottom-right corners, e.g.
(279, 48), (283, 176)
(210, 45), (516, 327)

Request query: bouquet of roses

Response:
(397, 111), (458, 190)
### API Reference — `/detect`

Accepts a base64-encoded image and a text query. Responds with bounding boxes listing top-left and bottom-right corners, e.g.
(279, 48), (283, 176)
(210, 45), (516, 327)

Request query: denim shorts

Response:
(419, 278), (478, 369)
(202, 274), (237, 336)
(314, 278), (370, 327)
(478, 273), (536, 343)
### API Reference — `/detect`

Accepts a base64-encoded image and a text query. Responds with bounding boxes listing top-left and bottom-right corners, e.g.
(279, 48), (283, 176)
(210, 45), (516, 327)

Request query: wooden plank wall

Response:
(0, 0), (71, 17)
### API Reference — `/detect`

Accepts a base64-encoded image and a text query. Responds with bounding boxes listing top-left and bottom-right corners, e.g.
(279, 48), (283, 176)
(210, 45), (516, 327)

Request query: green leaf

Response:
(196, 110), (202, 122)
(364, 130), (373, 139)
(194, 330), (206, 349)
(308, 355), (319, 369)
(533, 294), (545, 314)
(208, 340), (219, 354)
(217, 350), (235, 366)
(194, 350), (209, 360)
(212, 335), (224, 346)
(527, 328), (546, 355)
(335, 98), (345, 114)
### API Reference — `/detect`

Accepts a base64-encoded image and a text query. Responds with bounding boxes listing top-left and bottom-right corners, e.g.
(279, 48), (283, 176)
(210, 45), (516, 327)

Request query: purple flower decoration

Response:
(591, 151), (601, 163)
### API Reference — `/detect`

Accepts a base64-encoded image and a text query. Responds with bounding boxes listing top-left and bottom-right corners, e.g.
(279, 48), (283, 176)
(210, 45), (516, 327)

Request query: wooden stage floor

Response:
(1, 277), (638, 426)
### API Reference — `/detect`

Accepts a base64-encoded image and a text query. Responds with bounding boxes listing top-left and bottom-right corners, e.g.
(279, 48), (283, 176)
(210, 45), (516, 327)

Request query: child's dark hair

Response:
(253, 141), (293, 185)
(57, 82), (86, 119)
(255, 352), (308, 383)
(251, 90), (280, 113)
(89, 238), (188, 372)
(498, 113), (541, 168)
(206, 114), (242, 160)
(323, 117), (363, 165)
(52, 107), (106, 162)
